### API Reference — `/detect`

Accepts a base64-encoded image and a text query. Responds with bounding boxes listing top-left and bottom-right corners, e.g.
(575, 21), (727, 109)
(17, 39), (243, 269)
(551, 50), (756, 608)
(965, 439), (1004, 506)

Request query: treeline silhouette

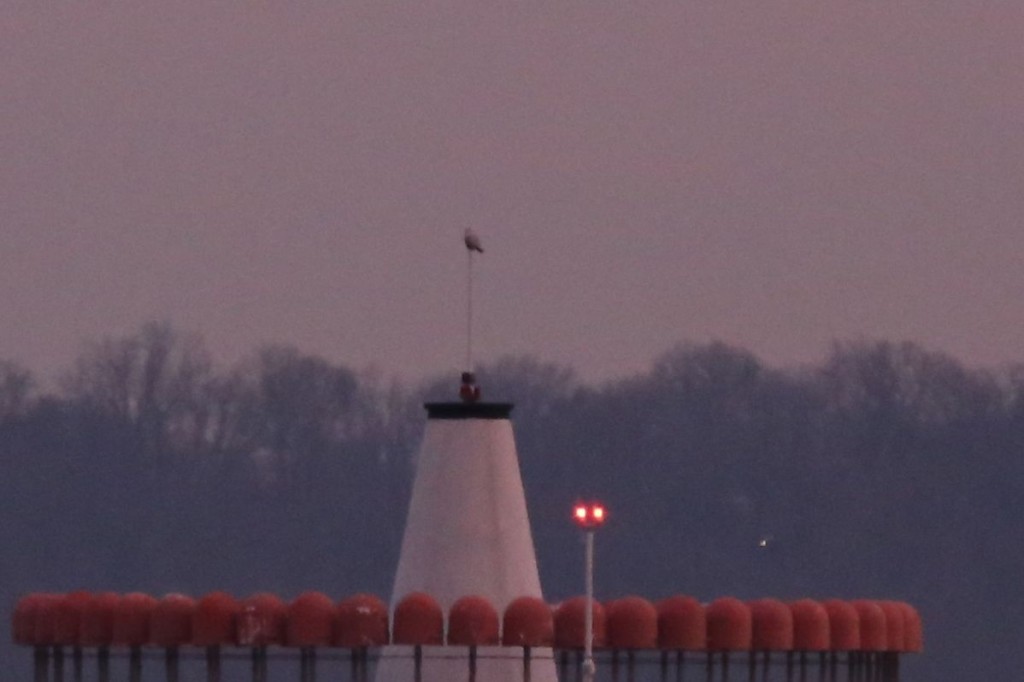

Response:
(2, 322), (1020, 680)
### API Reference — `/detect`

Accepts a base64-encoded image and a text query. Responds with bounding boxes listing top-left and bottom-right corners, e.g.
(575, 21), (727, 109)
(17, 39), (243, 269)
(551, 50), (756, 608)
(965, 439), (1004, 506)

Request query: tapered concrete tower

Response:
(376, 374), (558, 682)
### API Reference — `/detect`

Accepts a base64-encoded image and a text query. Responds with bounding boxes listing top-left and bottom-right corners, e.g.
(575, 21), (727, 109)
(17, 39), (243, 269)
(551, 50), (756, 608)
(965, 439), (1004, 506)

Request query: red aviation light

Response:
(572, 501), (608, 529)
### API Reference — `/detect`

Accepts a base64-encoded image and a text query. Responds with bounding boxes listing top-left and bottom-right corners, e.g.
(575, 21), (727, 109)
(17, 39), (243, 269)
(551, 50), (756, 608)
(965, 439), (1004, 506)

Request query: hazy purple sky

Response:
(3, 3), (1022, 381)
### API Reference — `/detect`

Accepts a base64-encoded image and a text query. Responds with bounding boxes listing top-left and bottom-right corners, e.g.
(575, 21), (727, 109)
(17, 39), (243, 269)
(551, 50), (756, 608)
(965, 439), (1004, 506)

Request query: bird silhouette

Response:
(464, 228), (484, 253)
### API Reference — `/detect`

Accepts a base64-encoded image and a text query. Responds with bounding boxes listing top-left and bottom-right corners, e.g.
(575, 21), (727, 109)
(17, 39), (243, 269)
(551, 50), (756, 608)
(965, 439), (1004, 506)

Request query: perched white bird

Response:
(464, 228), (484, 253)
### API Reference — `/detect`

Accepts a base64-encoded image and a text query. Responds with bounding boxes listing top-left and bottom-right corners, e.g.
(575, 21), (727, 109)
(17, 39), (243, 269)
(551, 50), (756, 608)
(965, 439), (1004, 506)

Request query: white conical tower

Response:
(376, 375), (558, 682)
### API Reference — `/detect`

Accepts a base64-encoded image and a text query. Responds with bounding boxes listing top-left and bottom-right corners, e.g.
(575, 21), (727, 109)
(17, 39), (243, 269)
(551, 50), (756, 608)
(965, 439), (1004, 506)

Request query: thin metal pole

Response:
(414, 644), (423, 682)
(129, 646), (142, 682)
(523, 646), (532, 682)
(72, 646), (84, 682)
(206, 645), (221, 682)
(359, 647), (369, 682)
(252, 646), (267, 682)
(97, 647), (110, 682)
(33, 645), (48, 682)
(54, 645), (65, 682)
(584, 529), (596, 682)
(166, 647), (180, 682)
(466, 249), (473, 370)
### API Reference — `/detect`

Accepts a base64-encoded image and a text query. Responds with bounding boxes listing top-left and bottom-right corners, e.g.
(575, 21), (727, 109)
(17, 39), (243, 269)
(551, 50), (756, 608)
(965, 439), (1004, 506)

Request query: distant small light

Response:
(592, 506), (605, 522)
(758, 538), (769, 548)
(574, 506), (588, 521)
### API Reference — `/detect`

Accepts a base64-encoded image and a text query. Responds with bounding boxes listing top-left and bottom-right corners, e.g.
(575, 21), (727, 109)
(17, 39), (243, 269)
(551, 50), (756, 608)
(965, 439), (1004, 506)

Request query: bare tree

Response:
(0, 360), (33, 421)
(60, 322), (215, 462)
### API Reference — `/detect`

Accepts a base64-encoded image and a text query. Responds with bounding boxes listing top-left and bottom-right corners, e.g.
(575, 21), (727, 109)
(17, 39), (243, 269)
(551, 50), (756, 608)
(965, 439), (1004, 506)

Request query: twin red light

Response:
(573, 502), (607, 529)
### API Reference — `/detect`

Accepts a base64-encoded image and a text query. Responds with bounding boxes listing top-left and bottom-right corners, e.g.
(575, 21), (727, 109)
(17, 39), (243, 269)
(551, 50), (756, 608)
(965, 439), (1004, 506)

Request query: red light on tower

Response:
(572, 502), (607, 529)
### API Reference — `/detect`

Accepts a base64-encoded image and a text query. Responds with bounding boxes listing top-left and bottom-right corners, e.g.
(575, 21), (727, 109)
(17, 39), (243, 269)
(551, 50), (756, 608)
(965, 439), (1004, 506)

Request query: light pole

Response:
(573, 501), (607, 682)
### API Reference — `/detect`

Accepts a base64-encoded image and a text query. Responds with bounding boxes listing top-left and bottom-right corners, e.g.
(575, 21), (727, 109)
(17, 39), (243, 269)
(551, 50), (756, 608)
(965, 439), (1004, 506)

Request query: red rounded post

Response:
(897, 602), (923, 652)
(286, 592), (335, 647)
(150, 594), (196, 647)
(657, 596), (706, 651)
(54, 591), (92, 646)
(553, 597), (606, 649)
(706, 597), (752, 651)
(112, 593), (157, 647)
(192, 592), (239, 646)
(33, 593), (61, 646)
(822, 600), (860, 651)
(851, 600), (887, 651)
(789, 599), (830, 651)
(392, 592), (443, 645)
(335, 594), (389, 647)
(13, 594), (47, 646)
(749, 599), (794, 651)
(448, 595), (500, 646)
(877, 601), (906, 652)
(502, 596), (553, 647)
(80, 592), (120, 647)
(606, 596), (658, 649)
(237, 593), (287, 647)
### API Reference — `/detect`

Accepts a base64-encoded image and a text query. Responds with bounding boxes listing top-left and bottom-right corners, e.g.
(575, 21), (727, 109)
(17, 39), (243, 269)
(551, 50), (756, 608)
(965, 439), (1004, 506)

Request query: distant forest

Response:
(2, 322), (1021, 681)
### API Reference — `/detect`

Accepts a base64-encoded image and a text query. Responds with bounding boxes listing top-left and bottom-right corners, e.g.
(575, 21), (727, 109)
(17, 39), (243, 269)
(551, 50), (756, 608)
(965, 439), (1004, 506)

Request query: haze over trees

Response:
(2, 322), (1020, 680)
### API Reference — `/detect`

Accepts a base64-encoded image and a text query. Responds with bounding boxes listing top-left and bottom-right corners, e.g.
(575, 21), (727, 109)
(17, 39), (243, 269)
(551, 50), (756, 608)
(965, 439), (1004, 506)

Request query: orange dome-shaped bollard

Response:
(335, 594), (389, 648)
(706, 598), (752, 651)
(237, 593), (287, 647)
(192, 592), (239, 646)
(286, 592), (335, 647)
(749, 599), (793, 651)
(553, 597), (607, 649)
(392, 592), (443, 646)
(877, 601), (906, 652)
(31, 593), (60, 647)
(606, 596), (658, 650)
(897, 602), (923, 653)
(54, 591), (92, 647)
(502, 596), (553, 647)
(448, 596), (500, 646)
(112, 593), (157, 647)
(851, 600), (887, 652)
(80, 592), (119, 647)
(657, 596), (706, 651)
(789, 599), (830, 651)
(12, 594), (47, 646)
(822, 600), (860, 651)
(150, 594), (196, 647)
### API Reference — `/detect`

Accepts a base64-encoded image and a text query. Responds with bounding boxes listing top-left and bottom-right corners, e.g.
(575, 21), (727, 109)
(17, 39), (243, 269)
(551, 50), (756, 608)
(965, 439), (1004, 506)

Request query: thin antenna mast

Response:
(466, 247), (474, 371)
(462, 228), (484, 374)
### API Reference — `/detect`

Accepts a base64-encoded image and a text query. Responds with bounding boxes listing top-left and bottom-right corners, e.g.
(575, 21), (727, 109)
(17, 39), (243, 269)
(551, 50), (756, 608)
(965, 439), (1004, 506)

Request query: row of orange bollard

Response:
(12, 591), (922, 652)
(13, 591), (922, 682)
